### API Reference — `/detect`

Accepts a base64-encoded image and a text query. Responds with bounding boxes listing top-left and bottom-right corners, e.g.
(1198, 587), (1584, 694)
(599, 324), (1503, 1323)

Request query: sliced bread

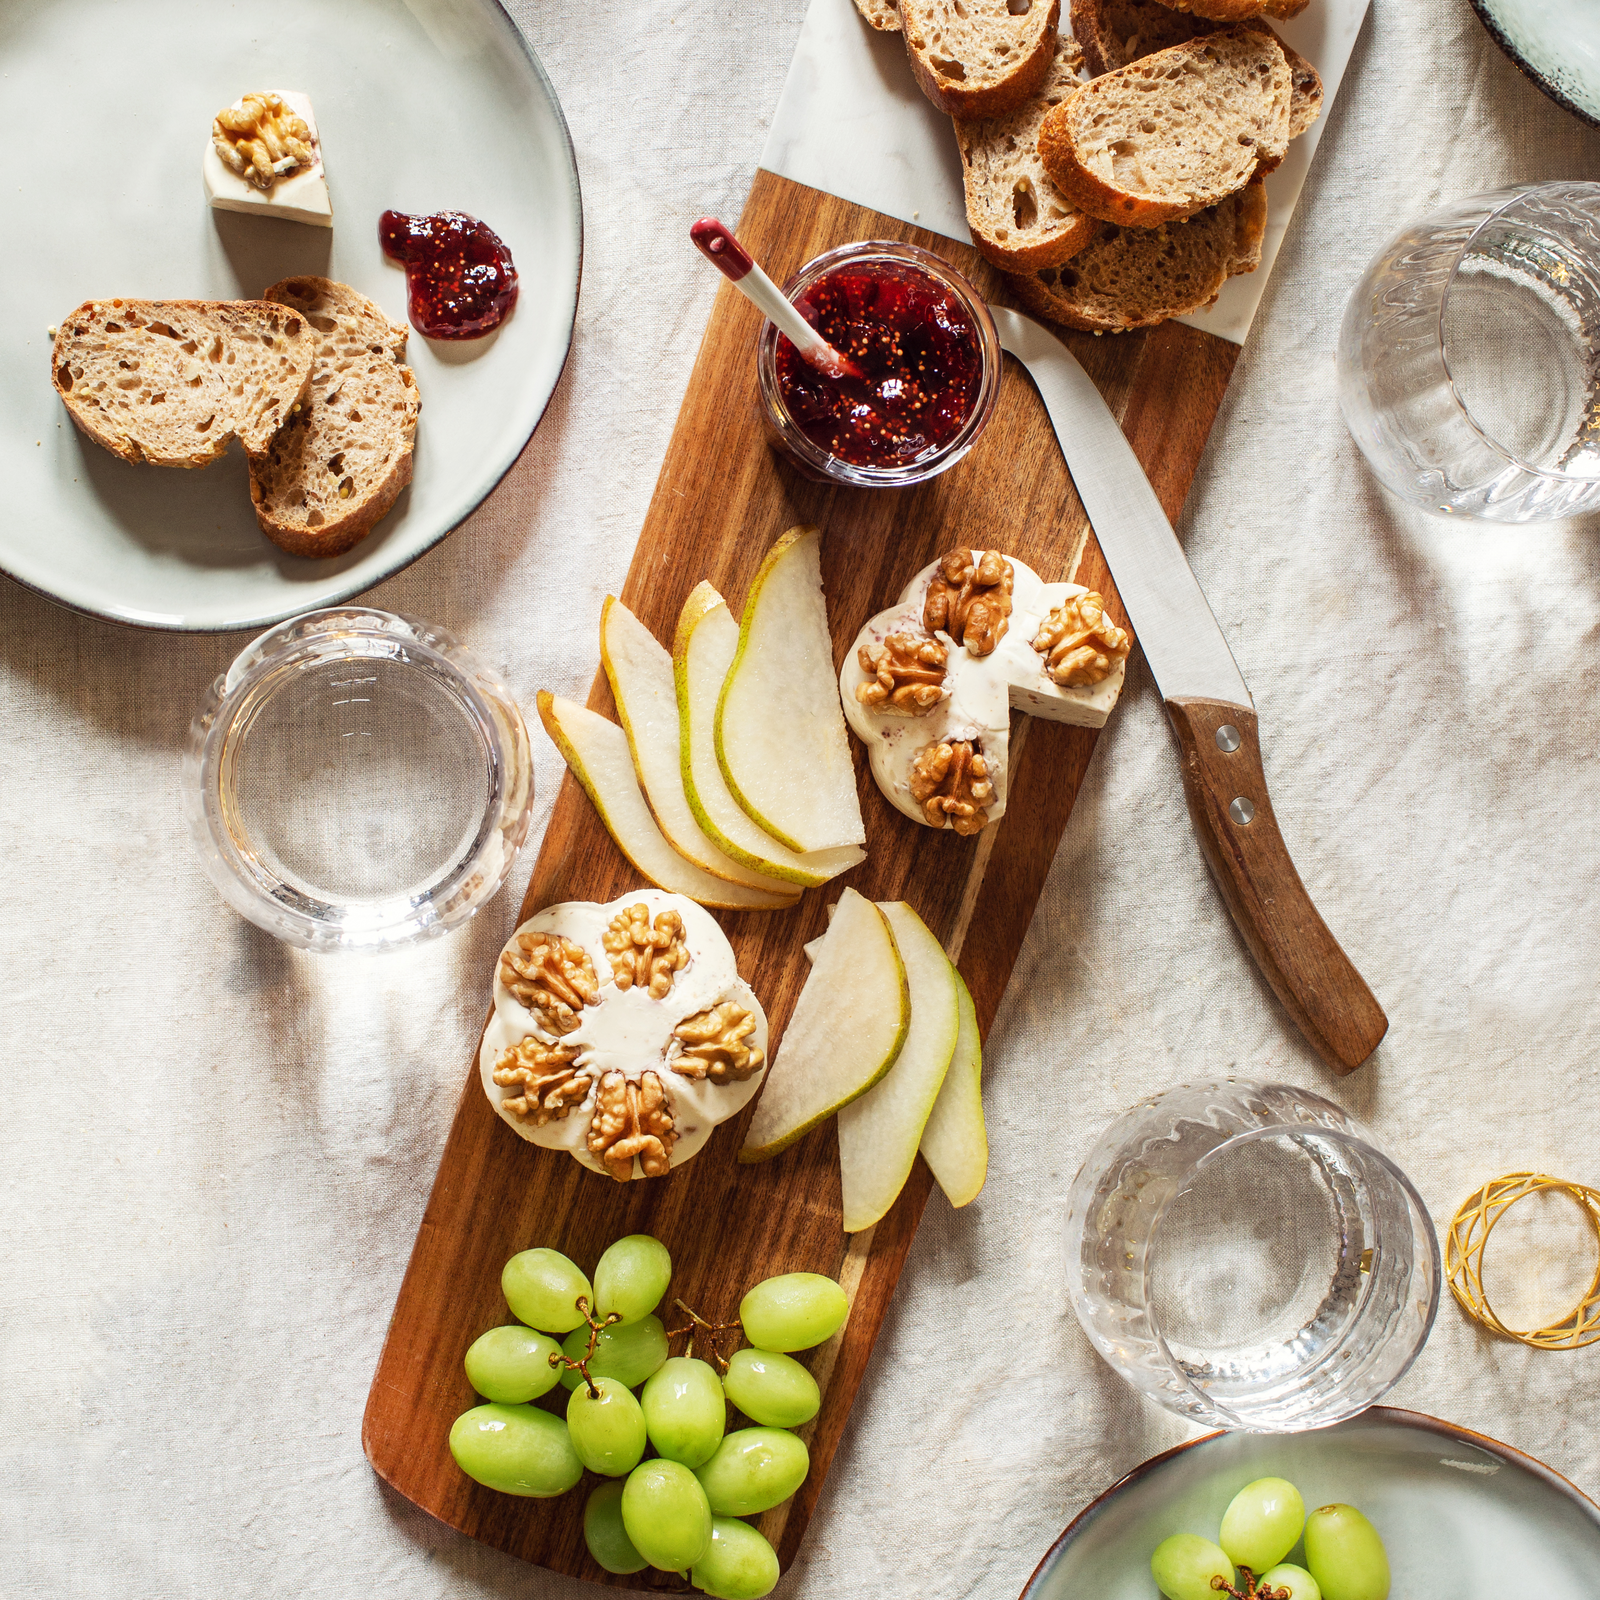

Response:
(1003, 179), (1266, 331)
(1072, 0), (1321, 137)
(954, 34), (1100, 270)
(1037, 28), (1291, 227)
(1146, 0), (1305, 20)
(50, 299), (313, 468)
(852, 0), (902, 29)
(899, 0), (1060, 118)
(248, 277), (420, 559)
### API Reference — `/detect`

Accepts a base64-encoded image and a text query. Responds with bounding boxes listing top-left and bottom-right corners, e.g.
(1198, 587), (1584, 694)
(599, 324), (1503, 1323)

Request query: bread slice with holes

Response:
(1072, 0), (1321, 136)
(954, 34), (1102, 269)
(1003, 179), (1265, 331)
(852, 0), (902, 28)
(1037, 28), (1290, 227)
(248, 277), (420, 559)
(899, 0), (1061, 118)
(50, 299), (313, 468)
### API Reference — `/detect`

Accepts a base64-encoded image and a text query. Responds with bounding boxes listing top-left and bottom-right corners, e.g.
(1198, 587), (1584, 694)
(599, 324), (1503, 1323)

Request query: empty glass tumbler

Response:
(1338, 181), (1600, 522)
(1065, 1081), (1440, 1432)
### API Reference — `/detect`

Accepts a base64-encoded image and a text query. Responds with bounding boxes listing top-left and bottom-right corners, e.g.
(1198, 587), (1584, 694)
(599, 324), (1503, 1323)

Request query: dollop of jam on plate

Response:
(379, 210), (518, 340)
(774, 262), (983, 469)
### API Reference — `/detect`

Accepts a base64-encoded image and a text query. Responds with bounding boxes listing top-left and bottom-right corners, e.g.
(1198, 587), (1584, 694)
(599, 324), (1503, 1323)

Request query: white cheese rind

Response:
(202, 90), (333, 228)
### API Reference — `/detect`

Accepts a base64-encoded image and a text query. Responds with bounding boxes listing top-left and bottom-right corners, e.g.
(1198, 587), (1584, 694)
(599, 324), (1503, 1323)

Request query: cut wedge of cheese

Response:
(740, 888), (909, 1161)
(918, 966), (986, 1208)
(537, 693), (798, 912)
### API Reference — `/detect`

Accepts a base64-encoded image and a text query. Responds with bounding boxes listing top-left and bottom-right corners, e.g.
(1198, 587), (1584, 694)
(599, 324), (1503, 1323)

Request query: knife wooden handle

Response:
(1166, 697), (1387, 1075)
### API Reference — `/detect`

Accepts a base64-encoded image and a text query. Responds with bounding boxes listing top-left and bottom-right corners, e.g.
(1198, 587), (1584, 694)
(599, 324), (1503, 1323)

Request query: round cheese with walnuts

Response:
(840, 548), (1129, 836)
(479, 889), (768, 1181)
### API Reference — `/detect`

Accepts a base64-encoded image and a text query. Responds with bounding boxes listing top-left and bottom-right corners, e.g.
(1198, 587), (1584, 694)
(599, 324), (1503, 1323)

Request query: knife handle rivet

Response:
(1229, 797), (1256, 826)
(1215, 724), (1241, 753)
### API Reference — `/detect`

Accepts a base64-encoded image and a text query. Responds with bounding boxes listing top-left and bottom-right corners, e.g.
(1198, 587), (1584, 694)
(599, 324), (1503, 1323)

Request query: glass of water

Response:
(185, 608), (534, 952)
(1065, 1080), (1439, 1433)
(1337, 181), (1600, 522)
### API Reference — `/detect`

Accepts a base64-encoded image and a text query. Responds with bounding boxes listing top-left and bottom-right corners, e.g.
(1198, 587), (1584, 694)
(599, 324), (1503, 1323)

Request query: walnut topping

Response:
(492, 1036), (589, 1125)
(924, 548), (1014, 656)
(855, 632), (948, 715)
(499, 932), (600, 1035)
(908, 739), (994, 835)
(1032, 591), (1131, 687)
(603, 904), (689, 998)
(672, 1002), (765, 1084)
(212, 93), (315, 191)
(588, 1070), (675, 1181)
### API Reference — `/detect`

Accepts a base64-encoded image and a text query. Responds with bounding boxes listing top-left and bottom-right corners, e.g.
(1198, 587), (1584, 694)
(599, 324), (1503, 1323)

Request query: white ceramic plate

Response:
(1022, 1407), (1600, 1600)
(1, 0), (581, 631)
(1471, 0), (1600, 129)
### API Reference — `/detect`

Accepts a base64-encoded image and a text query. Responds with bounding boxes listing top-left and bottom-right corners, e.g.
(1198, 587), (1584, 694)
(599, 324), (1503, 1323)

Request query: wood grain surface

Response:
(363, 167), (1237, 1585)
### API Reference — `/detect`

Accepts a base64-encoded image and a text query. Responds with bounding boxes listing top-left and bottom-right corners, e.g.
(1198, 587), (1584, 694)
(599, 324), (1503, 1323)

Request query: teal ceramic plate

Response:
(1471, 0), (1600, 129)
(1022, 1407), (1600, 1599)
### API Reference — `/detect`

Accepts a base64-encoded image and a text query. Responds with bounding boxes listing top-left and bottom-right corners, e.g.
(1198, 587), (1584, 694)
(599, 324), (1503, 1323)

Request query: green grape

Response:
(1304, 1505), (1390, 1600)
(502, 1248), (593, 1334)
(621, 1459), (713, 1572)
(692, 1516), (781, 1599)
(722, 1348), (819, 1429)
(567, 1376), (648, 1477)
(1220, 1477), (1306, 1574)
(694, 1426), (809, 1517)
(1151, 1534), (1235, 1600)
(594, 1233), (672, 1325)
(463, 1325), (562, 1404)
(559, 1313), (669, 1390)
(641, 1356), (727, 1468)
(739, 1273), (848, 1353)
(583, 1480), (649, 1575)
(448, 1403), (583, 1498)
(1262, 1563), (1322, 1600)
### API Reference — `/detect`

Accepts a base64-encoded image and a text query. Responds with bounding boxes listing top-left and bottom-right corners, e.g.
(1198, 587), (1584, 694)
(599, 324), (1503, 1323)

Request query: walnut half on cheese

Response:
(203, 91), (332, 228)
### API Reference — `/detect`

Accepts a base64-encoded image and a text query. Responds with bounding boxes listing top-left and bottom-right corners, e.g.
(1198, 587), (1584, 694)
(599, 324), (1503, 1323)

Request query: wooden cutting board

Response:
(363, 167), (1237, 1585)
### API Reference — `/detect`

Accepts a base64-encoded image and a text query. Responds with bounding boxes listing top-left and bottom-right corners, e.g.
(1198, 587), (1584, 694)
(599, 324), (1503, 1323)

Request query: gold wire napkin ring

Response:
(1446, 1172), (1600, 1350)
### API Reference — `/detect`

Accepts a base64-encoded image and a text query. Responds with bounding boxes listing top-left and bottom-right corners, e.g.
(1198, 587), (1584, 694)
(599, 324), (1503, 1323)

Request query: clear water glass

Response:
(1337, 182), (1600, 522)
(1065, 1081), (1440, 1433)
(185, 608), (533, 952)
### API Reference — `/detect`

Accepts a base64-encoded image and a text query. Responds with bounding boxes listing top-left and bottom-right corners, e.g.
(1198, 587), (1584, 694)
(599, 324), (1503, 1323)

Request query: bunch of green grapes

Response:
(447, 1232), (849, 1600)
(1151, 1477), (1391, 1600)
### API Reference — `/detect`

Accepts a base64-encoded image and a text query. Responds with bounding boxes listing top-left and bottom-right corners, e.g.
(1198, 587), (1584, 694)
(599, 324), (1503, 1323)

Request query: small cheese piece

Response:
(203, 90), (332, 228)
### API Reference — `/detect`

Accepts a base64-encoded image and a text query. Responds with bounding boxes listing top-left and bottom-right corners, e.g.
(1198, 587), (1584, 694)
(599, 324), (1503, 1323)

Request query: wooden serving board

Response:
(364, 168), (1237, 1585)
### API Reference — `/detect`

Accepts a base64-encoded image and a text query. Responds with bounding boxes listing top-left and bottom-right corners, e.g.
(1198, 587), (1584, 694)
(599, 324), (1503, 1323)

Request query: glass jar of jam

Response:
(756, 241), (1000, 488)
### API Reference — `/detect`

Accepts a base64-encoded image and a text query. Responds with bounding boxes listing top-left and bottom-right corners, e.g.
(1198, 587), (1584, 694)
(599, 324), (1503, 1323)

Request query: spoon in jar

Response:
(690, 217), (862, 380)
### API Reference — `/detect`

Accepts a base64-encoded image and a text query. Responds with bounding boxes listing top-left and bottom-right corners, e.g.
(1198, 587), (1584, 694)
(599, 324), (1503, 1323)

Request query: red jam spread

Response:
(379, 210), (519, 340)
(774, 263), (983, 469)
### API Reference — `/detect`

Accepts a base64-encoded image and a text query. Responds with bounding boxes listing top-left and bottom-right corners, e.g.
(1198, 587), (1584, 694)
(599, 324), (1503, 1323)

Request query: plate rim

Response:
(3, 0), (584, 636)
(1468, 0), (1600, 132)
(1018, 1404), (1600, 1598)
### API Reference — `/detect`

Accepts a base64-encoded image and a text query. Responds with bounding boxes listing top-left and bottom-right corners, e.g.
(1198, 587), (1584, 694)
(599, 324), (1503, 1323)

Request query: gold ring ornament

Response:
(1445, 1172), (1600, 1349)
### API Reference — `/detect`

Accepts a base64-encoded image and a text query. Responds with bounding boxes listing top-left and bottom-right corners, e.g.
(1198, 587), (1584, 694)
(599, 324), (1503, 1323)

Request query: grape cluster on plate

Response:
(1153, 1477), (1391, 1600)
(448, 1233), (848, 1599)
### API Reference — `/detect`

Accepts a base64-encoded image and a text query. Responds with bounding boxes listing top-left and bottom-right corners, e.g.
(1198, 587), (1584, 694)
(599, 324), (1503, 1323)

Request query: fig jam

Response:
(379, 209), (519, 340)
(773, 262), (983, 469)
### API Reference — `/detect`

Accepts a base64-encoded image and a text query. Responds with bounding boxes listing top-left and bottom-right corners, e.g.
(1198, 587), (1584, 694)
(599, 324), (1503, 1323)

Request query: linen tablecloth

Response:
(6, 1), (1600, 1594)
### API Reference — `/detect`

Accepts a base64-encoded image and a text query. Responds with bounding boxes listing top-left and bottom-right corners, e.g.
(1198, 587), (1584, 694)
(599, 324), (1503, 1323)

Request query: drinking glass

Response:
(1065, 1080), (1440, 1433)
(1337, 181), (1600, 522)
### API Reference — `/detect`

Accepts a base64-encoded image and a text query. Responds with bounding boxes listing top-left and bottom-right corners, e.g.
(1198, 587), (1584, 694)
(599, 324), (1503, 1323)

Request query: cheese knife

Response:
(993, 306), (1387, 1075)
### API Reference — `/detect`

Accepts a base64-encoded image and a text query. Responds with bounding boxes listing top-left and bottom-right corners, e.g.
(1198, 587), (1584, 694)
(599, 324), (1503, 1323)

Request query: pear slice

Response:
(537, 693), (797, 912)
(716, 526), (866, 854)
(740, 888), (909, 1161)
(600, 596), (799, 900)
(675, 583), (864, 890)
(918, 966), (986, 1208)
(836, 902), (962, 1232)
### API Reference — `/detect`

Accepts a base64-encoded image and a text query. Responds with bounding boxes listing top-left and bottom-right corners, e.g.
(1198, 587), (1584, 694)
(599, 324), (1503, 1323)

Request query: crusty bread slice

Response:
(899, 0), (1060, 118)
(1145, 0), (1305, 20)
(852, 0), (902, 29)
(50, 299), (312, 468)
(249, 277), (419, 559)
(1003, 180), (1265, 331)
(1072, 0), (1320, 137)
(954, 35), (1100, 270)
(1037, 28), (1290, 227)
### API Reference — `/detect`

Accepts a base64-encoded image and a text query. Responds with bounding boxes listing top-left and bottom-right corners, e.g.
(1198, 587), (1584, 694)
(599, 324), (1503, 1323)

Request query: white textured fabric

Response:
(6, 2), (1600, 1595)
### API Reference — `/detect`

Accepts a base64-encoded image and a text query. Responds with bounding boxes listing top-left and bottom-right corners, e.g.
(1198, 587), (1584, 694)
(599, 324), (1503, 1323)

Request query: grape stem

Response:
(545, 1294), (622, 1398)
(666, 1298), (743, 1373)
(1211, 1570), (1289, 1600)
